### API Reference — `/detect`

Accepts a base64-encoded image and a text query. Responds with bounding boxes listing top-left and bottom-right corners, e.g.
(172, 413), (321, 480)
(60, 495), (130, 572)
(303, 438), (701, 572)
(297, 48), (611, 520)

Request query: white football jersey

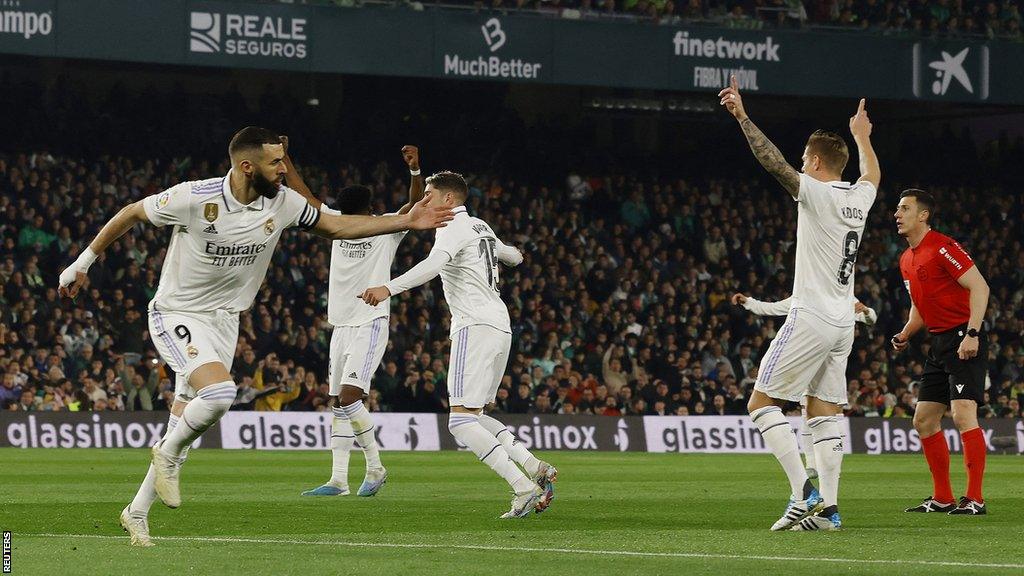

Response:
(142, 172), (319, 314)
(322, 207), (407, 327)
(430, 207), (511, 335)
(789, 173), (877, 327)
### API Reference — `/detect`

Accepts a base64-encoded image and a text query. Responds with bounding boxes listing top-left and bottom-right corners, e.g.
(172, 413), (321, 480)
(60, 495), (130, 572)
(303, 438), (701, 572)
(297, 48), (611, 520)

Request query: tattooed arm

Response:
(737, 118), (801, 199)
(719, 75), (801, 199)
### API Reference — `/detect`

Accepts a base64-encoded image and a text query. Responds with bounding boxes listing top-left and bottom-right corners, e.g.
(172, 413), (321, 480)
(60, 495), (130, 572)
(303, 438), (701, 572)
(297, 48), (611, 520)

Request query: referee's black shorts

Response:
(918, 324), (988, 405)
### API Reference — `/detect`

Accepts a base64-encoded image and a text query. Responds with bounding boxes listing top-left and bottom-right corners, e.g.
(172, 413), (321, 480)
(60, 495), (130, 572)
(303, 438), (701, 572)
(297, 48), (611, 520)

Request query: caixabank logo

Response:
(912, 43), (989, 101)
(189, 9), (308, 59)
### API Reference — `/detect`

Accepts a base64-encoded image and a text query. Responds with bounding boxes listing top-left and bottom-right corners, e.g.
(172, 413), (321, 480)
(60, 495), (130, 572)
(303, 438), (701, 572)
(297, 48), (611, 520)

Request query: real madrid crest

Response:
(264, 218), (275, 235)
(204, 203), (219, 222)
(186, 345), (199, 359)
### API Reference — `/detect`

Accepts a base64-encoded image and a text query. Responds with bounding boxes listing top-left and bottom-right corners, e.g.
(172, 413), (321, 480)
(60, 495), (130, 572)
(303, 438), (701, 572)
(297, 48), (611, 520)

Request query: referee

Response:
(891, 189), (990, 516)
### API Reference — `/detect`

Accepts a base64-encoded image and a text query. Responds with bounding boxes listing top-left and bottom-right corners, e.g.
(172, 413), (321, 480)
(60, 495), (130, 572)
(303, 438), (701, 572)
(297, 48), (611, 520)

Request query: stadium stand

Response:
(294, 0), (1023, 39)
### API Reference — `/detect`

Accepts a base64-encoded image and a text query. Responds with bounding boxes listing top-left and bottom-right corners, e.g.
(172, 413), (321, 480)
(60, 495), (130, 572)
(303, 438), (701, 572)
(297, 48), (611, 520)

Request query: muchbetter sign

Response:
(437, 16), (548, 81)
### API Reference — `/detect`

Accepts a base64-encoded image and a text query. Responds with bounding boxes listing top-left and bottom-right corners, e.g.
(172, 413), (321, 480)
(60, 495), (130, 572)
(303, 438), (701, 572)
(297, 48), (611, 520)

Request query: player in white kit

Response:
(360, 172), (558, 519)
(57, 127), (453, 546)
(731, 293), (878, 479)
(720, 76), (880, 531)
(280, 144), (425, 497)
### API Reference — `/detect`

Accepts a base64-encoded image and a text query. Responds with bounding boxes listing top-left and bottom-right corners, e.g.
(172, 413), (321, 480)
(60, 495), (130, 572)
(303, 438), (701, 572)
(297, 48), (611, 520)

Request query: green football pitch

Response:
(1, 449), (1022, 575)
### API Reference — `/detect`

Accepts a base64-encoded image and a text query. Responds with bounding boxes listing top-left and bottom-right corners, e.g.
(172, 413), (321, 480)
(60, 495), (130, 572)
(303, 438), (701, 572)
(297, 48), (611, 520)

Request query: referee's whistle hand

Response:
(891, 333), (909, 352)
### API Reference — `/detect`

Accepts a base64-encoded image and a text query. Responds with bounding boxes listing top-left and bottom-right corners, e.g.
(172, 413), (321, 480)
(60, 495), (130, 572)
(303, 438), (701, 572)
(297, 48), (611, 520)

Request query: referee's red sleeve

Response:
(937, 240), (974, 280)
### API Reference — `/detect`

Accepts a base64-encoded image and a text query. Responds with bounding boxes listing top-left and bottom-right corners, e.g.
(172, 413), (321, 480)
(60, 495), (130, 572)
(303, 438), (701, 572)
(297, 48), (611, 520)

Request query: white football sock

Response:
(130, 413), (189, 516)
(479, 414), (541, 475)
(808, 415), (844, 509)
(449, 413), (535, 493)
(800, 405), (816, 471)
(160, 381), (235, 458)
(339, 400), (382, 470)
(751, 405), (808, 500)
(329, 406), (354, 486)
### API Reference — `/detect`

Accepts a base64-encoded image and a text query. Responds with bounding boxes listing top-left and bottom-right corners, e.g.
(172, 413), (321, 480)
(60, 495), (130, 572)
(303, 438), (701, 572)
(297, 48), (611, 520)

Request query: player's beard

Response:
(251, 171), (282, 199)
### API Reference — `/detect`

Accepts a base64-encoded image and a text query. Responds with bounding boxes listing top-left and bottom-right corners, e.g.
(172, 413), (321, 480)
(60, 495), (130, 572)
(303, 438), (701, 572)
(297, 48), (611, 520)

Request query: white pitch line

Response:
(18, 533), (1024, 570)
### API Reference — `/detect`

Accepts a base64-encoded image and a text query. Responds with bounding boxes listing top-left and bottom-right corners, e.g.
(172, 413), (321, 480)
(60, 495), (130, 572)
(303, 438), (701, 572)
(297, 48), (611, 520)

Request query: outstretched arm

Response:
(279, 136), (322, 209)
(359, 250), (451, 306)
(719, 75), (800, 199)
(397, 145), (425, 215)
(311, 194), (453, 240)
(58, 200), (149, 298)
(496, 238), (524, 267)
(849, 99), (881, 189)
(743, 296), (792, 317)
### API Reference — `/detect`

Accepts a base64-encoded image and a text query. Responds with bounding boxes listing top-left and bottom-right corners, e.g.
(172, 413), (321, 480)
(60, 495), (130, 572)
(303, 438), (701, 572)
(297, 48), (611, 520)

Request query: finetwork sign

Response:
(443, 18), (542, 79)
(0, 0), (53, 40)
(190, 10), (307, 59)
(673, 30), (781, 91)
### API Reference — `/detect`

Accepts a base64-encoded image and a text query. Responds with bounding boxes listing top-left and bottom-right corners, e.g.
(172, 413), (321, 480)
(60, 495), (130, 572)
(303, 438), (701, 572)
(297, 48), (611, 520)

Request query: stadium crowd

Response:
(1, 127), (1022, 420)
(339, 0), (1024, 39)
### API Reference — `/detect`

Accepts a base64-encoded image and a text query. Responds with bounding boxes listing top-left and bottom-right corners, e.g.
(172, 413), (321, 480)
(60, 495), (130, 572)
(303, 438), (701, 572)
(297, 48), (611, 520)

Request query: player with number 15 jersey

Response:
(360, 171), (558, 519)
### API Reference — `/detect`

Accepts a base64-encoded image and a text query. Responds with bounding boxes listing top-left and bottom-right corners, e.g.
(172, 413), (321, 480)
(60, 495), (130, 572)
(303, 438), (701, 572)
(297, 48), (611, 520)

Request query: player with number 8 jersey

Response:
(360, 171), (558, 519)
(720, 75), (880, 532)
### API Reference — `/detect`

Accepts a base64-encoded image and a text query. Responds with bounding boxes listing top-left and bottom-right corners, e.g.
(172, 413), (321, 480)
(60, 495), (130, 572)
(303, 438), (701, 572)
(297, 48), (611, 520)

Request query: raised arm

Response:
(311, 194), (453, 240)
(397, 145), (425, 215)
(719, 75), (800, 199)
(849, 99), (880, 189)
(58, 200), (149, 298)
(279, 136), (322, 209)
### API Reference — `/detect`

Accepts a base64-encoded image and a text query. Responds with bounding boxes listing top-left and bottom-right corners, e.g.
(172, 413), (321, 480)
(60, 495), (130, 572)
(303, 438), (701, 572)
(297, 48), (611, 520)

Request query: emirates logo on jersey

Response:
(264, 218), (275, 235)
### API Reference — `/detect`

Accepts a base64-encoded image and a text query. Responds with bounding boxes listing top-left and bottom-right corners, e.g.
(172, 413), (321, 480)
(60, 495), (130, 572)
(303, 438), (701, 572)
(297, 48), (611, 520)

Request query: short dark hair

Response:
(806, 130), (849, 174)
(899, 188), (936, 224)
(335, 185), (372, 215)
(425, 171), (468, 200)
(228, 126), (282, 160)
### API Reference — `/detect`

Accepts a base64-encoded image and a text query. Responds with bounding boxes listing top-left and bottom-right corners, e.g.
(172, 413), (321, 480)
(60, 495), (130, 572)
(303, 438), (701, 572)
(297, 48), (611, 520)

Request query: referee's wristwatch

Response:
(965, 328), (980, 339)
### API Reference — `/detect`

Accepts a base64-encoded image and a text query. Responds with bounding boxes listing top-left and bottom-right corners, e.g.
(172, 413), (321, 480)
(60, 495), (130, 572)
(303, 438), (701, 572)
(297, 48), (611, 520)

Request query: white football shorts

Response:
(448, 324), (512, 409)
(754, 308), (854, 406)
(148, 308), (239, 402)
(328, 316), (389, 396)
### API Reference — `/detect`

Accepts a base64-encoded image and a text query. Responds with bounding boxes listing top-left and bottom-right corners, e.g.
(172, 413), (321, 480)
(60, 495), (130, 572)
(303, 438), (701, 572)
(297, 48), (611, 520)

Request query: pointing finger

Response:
(731, 74), (739, 91)
(857, 98), (866, 115)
